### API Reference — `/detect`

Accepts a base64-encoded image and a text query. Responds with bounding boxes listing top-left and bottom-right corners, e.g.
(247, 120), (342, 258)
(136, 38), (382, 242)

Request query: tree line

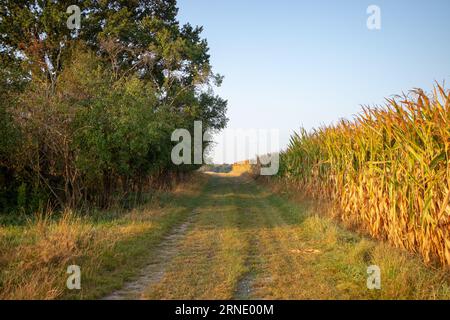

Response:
(0, 0), (228, 212)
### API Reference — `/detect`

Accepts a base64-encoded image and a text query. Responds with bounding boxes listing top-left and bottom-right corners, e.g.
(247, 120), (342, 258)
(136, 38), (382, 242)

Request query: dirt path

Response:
(102, 209), (199, 300)
(101, 173), (450, 300)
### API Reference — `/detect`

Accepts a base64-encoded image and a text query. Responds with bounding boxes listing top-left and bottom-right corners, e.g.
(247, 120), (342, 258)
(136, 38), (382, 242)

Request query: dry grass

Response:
(143, 175), (249, 299)
(0, 175), (206, 299)
(140, 173), (450, 300)
(4, 169), (449, 300)
(1, 212), (96, 299)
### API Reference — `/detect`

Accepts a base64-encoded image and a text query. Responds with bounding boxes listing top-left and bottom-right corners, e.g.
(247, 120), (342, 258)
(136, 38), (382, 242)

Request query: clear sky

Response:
(177, 0), (450, 163)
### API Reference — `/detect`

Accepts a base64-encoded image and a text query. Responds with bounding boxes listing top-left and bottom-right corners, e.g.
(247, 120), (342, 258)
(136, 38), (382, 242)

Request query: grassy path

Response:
(0, 175), (206, 299)
(113, 173), (450, 300)
(4, 172), (448, 299)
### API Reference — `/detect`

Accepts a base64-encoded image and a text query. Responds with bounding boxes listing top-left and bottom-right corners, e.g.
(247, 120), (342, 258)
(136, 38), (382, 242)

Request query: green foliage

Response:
(0, 1), (228, 212)
(16, 182), (27, 212)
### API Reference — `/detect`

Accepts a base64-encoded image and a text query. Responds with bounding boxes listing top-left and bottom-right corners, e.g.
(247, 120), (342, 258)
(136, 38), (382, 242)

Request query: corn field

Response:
(279, 84), (450, 265)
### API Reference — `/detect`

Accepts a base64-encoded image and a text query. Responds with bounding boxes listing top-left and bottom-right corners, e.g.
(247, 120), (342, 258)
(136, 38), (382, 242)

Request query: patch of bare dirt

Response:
(102, 210), (198, 300)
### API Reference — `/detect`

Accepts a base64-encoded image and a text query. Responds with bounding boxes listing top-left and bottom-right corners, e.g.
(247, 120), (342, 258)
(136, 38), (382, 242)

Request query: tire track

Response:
(102, 209), (199, 300)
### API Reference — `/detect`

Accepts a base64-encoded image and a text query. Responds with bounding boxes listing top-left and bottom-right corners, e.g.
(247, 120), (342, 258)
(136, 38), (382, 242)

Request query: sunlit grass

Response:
(0, 175), (206, 299)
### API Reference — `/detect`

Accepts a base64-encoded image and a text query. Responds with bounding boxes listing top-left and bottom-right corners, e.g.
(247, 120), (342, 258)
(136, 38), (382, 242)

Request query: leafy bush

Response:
(0, 1), (228, 212)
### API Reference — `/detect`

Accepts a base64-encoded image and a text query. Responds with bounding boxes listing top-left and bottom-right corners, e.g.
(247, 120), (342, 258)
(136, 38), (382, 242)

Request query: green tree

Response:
(0, 1), (228, 211)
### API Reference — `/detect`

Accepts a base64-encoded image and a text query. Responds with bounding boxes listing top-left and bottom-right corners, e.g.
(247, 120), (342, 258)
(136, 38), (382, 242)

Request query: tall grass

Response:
(279, 84), (450, 265)
(0, 175), (205, 299)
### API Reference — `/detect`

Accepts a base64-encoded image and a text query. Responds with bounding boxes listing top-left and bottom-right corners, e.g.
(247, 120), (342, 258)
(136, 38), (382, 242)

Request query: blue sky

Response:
(177, 0), (450, 163)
